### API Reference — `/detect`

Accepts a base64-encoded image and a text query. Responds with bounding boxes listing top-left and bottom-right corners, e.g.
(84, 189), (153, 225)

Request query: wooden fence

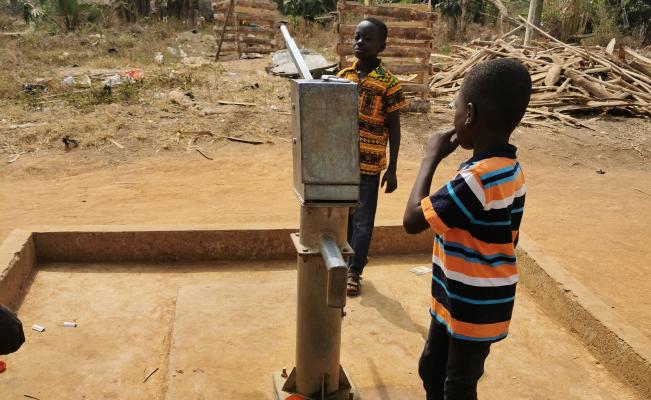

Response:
(213, 0), (279, 58)
(336, 1), (435, 102)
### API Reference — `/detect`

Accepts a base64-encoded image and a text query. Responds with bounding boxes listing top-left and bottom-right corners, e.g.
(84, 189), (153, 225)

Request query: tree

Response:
(276, 0), (337, 19)
(606, 0), (651, 44)
(437, 0), (462, 40)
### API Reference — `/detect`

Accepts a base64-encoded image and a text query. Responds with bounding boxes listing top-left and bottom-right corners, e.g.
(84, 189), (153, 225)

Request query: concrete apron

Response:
(1, 225), (649, 398)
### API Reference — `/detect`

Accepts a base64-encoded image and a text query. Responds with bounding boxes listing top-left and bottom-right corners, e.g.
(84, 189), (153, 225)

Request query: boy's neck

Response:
(356, 57), (380, 74)
(471, 134), (510, 158)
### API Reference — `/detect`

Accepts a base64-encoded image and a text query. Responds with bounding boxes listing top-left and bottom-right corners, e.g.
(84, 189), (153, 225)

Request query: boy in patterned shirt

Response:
(403, 59), (532, 400)
(337, 18), (406, 296)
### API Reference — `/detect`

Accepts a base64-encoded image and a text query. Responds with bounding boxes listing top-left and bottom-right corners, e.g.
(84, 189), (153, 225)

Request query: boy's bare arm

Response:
(403, 129), (458, 234)
(382, 110), (401, 193)
(0, 304), (25, 355)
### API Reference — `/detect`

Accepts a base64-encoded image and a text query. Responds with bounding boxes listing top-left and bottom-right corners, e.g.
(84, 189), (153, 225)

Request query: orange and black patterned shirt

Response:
(337, 61), (406, 175)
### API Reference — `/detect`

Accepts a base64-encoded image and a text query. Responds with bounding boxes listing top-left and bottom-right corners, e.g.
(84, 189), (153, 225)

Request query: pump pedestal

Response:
(274, 24), (361, 400)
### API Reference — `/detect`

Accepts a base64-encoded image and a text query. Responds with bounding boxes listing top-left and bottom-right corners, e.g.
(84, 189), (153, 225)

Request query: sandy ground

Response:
(1, 116), (650, 341)
(0, 259), (641, 400)
(0, 27), (650, 397)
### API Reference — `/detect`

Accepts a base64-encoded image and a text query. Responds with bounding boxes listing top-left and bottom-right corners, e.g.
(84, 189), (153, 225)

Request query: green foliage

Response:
(276, 0), (337, 19)
(435, 0), (487, 22)
(542, 0), (594, 41)
(437, 0), (461, 17)
(15, 0), (107, 31)
(542, 0), (650, 44)
(605, 0), (651, 31)
(467, 0), (487, 23)
(591, 1), (620, 44)
(55, 0), (80, 30)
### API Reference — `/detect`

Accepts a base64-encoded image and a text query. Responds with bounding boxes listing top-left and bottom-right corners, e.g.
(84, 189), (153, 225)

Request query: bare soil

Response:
(0, 260), (642, 399)
(0, 18), (650, 397)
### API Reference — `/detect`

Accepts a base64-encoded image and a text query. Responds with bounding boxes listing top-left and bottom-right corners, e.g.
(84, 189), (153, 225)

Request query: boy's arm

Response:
(403, 129), (458, 234)
(382, 110), (401, 193)
(0, 304), (25, 355)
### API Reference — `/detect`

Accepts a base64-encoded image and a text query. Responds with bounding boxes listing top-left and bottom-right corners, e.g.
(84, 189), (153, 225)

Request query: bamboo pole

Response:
(215, 0), (236, 61)
(523, 0), (544, 46)
(213, 0), (275, 11)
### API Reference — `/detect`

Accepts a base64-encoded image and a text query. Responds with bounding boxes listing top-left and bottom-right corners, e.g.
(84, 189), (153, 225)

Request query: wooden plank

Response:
(239, 46), (275, 54)
(338, 1), (435, 21)
(337, 38), (431, 49)
(387, 63), (431, 75)
(353, 15), (433, 25)
(625, 47), (651, 65)
(240, 36), (273, 45)
(235, 13), (241, 58)
(215, 5), (276, 18)
(338, 24), (432, 40)
(213, 0), (276, 11)
(214, 24), (275, 36)
(339, 61), (430, 75)
(386, 38), (432, 48)
(214, 12), (276, 24)
(215, 0), (236, 61)
(336, 44), (430, 59)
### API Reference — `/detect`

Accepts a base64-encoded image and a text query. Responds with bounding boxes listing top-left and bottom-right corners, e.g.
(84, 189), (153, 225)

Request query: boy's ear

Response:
(465, 102), (475, 126)
(380, 41), (387, 52)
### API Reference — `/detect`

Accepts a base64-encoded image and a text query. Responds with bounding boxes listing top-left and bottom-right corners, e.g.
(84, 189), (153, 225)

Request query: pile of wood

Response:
(336, 1), (435, 105)
(213, 0), (279, 59)
(429, 26), (651, 130)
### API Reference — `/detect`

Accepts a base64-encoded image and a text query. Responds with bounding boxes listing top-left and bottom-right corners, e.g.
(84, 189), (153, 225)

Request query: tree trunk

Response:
(524, 0), (544, 46)
(446, 15), (457, 41)
(138, 0), (151, 17)
(459, 0), (470, 37)
(167, 0), (185, 19)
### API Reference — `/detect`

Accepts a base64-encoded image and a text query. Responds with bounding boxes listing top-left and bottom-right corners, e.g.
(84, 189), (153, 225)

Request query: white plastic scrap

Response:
(62, 76), (76, 86)
(154, 52), (164, 64)
(409, 266), (432, 276)
(32, 324), (45, 332)
(102, 74), (122, 87)
(63, 321), (78, 328)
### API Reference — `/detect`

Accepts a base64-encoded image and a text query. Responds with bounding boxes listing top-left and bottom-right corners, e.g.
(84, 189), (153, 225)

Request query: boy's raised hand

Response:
(381, 169), (398, 193)
(426, 128), (458, 162)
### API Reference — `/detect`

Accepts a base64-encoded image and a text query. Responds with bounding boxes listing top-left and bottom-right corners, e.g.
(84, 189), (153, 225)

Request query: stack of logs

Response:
(429, 30), (651, 130)
(213, 0), (279, 58)
(336, 1), (435, 103)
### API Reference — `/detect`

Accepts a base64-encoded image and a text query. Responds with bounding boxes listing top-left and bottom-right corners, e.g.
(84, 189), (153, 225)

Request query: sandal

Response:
(347, 273), (362, 297)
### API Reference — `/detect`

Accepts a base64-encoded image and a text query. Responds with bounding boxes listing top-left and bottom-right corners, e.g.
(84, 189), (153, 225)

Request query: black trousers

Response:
(419, 318), (492, 400)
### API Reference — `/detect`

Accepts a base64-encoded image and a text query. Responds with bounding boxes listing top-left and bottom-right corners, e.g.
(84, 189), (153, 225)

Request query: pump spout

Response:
(320, 236), (348, 309)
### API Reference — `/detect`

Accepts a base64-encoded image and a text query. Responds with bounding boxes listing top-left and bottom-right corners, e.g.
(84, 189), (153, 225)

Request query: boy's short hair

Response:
(461, 58), (532, 135)
(362, 17), (388, 42)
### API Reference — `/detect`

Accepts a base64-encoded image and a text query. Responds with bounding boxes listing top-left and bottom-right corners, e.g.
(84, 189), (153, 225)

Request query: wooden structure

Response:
(336, 1), (436, 101)
(429, 22), (651, 130)
(212, 0), (279, 58)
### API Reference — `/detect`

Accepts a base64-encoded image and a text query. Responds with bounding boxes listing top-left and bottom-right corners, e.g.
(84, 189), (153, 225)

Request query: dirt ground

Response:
(1, 19), (650, 398)
(0, 260), (642, 399)
(1, 111), (649, 341)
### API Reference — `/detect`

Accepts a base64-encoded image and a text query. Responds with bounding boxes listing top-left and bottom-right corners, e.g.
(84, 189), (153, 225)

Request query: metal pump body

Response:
(273, 23), (361, 400)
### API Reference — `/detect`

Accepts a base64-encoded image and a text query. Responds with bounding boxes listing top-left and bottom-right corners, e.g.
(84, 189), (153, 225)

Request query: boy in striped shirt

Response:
(403, 59), (532, 400)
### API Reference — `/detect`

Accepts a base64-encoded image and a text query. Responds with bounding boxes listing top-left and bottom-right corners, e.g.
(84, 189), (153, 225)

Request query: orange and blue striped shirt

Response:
(421, 145), (525, 342)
